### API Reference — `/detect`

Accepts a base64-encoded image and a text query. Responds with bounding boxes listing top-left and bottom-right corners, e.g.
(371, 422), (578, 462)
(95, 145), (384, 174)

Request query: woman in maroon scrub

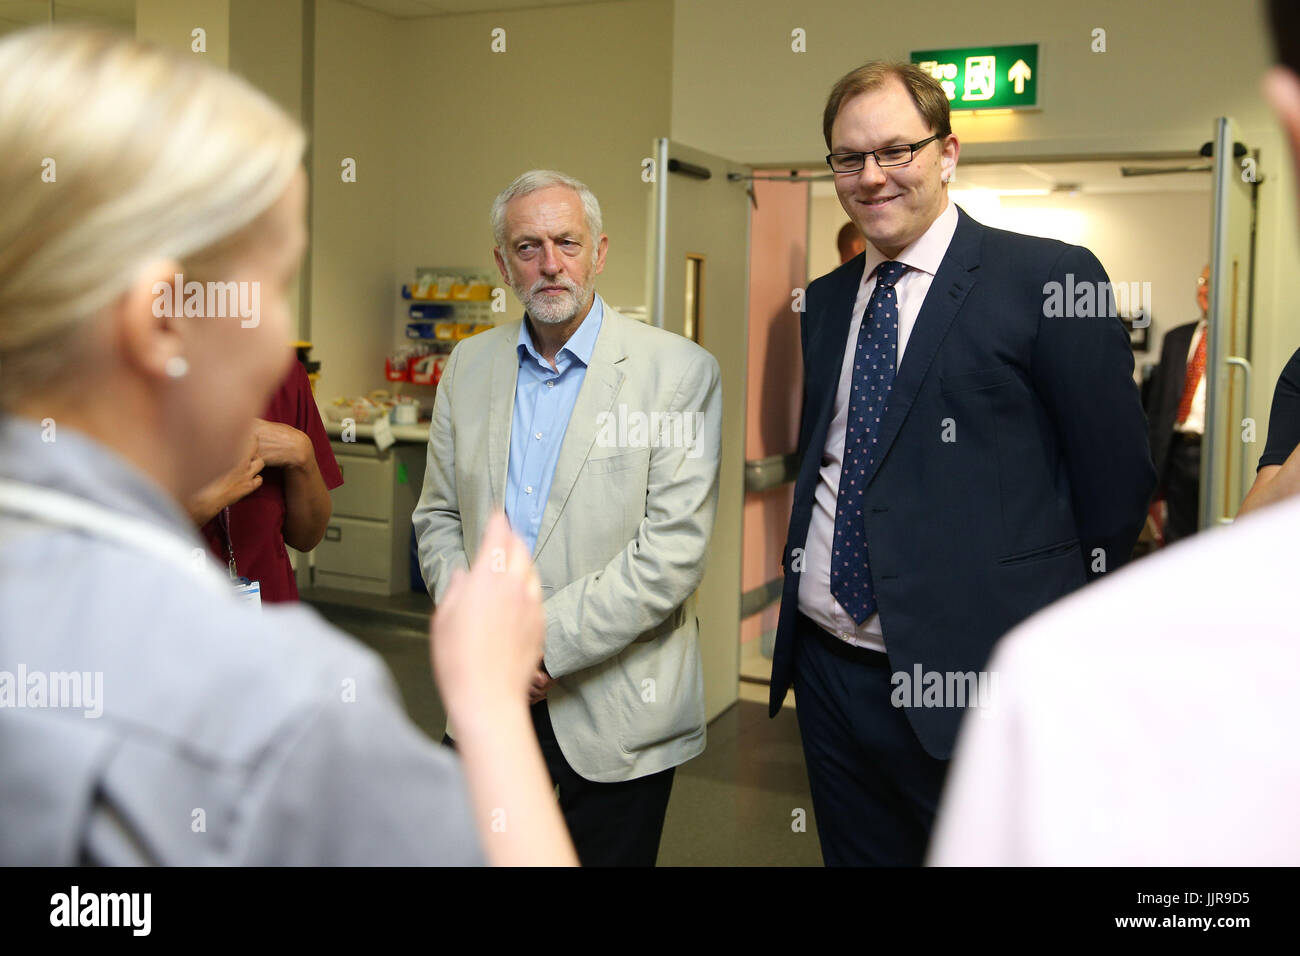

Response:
(188, 358), (343, 602)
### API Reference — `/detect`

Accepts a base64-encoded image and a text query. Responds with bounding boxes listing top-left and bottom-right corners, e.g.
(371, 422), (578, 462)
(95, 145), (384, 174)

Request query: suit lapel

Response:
(799, 256), (865, 494)
(532, 309), (627, 559)
(487, 323), (522, 506)
(864, 207), (981, 489)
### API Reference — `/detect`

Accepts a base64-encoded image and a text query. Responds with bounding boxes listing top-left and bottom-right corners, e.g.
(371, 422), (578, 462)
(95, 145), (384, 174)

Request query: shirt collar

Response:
(861, 198), (959, 284)
(517, 293), (604, 369)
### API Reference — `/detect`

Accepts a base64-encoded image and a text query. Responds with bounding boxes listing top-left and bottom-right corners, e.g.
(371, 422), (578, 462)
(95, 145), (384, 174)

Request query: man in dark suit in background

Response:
(1145, 265), (1210, 545)
(769, 61), (1155, 866)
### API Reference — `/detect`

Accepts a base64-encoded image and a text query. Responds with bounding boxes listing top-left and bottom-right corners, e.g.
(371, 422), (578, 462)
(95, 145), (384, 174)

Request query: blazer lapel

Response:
(865, 206), (981, 489)
(532, 309), (628, 559)
(487, 323), (522, 506)
(798, 256), (865, 494)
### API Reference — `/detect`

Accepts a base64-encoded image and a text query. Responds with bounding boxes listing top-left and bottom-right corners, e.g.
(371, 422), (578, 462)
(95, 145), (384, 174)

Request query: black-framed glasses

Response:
(826, 135), (941, 173)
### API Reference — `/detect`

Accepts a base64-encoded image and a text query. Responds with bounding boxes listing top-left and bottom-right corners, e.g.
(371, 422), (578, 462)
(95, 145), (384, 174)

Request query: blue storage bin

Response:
(409, 302), (454, 320)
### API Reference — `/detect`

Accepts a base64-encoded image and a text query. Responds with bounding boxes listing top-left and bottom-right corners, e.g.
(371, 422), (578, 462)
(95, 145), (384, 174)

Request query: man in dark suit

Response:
(769, 61), (1156, 866)
(1145, 266), (1210, 545)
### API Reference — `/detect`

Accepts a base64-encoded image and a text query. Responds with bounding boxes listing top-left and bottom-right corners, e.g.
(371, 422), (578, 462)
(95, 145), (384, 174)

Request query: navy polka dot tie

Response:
(830, 260), (907, 625)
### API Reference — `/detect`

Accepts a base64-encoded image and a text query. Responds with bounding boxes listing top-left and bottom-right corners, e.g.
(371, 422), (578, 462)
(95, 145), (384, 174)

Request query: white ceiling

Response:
(343, 0), (612, 16)
(955, 159), (1212, 195)
(0, 0), (133, 29)
(0, 0), (605, 32)
(810, 159), (1213, 198)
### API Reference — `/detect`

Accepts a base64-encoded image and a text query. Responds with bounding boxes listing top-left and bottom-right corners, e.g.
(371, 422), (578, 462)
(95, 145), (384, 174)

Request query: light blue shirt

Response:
(506, 295), (604, 554)
(0, 415), (483, 865)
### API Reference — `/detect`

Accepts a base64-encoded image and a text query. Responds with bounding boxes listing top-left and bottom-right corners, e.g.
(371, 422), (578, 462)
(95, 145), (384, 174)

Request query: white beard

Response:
(507, 268), (595, 325)
(525, 286), (588, 324)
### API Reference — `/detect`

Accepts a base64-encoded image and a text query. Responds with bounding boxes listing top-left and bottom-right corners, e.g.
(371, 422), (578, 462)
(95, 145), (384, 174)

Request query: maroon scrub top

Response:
(201, 359), (343, 603)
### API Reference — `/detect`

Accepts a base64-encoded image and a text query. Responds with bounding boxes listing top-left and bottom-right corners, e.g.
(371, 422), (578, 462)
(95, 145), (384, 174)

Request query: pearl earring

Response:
(165, 355), (189, 379)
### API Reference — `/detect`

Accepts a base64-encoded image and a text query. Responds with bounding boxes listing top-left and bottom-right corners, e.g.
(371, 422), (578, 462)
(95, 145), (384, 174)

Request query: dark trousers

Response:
(1164, 432), (1202, 545)
(792, 612), (948, 866)
(443, 700), (675, 866)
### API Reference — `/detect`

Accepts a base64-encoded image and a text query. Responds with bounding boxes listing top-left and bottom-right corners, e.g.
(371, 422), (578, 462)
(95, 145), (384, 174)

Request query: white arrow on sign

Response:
(1008, 59), (1032, 94)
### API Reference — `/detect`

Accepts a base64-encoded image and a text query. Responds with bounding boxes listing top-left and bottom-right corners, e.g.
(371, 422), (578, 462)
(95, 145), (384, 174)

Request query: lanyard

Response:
(218, 505), (238, 579)
(0, 478), (233, 599)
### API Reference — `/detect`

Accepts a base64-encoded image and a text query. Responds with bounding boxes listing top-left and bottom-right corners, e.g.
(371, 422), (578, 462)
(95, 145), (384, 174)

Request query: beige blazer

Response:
(412, 302), (722, 782)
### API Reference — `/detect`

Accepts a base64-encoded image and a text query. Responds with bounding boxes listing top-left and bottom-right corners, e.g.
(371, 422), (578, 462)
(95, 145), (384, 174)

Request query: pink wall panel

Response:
(741, 179), (807, 641)
(745, 179), (806, 461)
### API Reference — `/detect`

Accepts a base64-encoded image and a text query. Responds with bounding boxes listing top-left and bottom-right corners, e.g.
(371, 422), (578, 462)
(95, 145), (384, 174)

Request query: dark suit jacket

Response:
(769, 206), (1156, 760)
(1145, 319), (1199, 493)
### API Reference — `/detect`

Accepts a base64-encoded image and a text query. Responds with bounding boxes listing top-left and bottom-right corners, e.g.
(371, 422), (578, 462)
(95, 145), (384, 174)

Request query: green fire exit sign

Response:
(911, 44), (1039, 111)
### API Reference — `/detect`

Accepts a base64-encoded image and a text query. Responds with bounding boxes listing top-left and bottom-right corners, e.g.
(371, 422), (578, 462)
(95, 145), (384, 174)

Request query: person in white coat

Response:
(929, 0), (1300, 866)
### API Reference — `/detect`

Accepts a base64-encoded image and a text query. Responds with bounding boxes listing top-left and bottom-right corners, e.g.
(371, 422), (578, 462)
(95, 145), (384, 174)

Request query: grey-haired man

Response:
(414, 170), (722, 866)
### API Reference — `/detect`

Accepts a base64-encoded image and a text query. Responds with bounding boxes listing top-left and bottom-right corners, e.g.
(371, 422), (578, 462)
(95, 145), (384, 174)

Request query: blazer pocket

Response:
(940, 363), (1015, 395)
(998, 538), (1080, 567)
(617, 632), (703, 754)
(585, 448), (650, 476)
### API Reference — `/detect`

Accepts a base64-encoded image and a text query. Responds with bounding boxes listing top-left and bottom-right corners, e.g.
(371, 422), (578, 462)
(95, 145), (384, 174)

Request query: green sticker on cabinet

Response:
(396, 462), (409, 484)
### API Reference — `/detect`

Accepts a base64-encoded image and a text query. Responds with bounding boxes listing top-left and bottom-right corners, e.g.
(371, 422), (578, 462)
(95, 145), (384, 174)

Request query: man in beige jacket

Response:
(413, 169), (722, 866)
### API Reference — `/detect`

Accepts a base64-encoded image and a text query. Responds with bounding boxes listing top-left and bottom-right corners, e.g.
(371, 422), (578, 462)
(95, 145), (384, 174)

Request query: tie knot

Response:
(874, 260), (907, 289)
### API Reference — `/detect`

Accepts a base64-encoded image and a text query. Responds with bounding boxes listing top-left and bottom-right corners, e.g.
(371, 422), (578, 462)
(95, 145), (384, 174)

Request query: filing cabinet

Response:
(314, 440), (427, 594)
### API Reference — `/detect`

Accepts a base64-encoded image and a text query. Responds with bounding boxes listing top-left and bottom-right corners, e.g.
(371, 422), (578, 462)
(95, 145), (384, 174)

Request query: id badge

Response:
(233, 576), (262, 611)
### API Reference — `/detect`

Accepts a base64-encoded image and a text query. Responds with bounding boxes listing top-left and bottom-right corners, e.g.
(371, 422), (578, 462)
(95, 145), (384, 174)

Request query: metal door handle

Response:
(1221, 355), (1252, 524)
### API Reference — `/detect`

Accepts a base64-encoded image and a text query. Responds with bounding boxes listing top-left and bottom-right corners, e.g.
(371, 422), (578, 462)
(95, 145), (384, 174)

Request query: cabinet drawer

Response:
(314, 515), (391, 580)
(331, 455), (392, 521)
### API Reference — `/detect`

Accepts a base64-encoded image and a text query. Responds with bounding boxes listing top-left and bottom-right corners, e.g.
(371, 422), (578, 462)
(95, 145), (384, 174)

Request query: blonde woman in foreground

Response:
(0, 25), (574, 866)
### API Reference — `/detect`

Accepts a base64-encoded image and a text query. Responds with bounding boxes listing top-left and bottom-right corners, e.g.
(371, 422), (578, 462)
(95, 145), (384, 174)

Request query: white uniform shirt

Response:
(929, 495), (1300, 865)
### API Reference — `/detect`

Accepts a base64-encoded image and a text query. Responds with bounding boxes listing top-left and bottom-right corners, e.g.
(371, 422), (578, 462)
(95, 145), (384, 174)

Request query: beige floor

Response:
(307, 591), (819, 865)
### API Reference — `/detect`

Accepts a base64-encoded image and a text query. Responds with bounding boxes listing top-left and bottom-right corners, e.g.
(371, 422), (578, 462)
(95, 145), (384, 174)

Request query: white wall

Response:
(309, 0), (402, 402)
(981, 190), (1211, 364)
(304, 0), (673, 402)
(136, 0), (228, 65)
(390, 0), (674, 319)
(808, 191), (848, 280)
(670, 0), (1278, 163)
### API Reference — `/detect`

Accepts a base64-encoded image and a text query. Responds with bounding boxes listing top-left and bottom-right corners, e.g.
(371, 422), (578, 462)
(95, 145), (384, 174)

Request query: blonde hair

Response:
(0, 26), (305, 407)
